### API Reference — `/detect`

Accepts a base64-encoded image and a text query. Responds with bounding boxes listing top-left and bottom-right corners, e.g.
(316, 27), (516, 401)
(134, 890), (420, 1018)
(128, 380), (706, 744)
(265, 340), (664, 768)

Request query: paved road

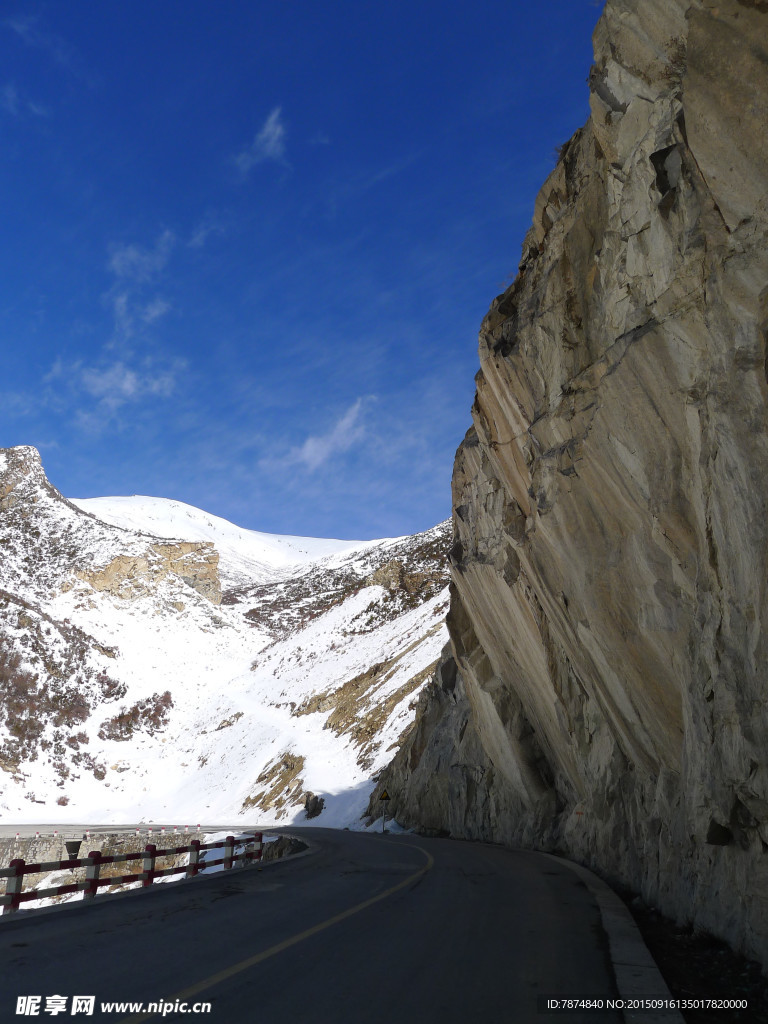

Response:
(0, 828), (622, 1023)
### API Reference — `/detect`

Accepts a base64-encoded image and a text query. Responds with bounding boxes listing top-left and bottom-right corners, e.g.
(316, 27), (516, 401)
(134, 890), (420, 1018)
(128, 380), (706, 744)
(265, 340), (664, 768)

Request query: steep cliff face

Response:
(372, 0), (768, 966)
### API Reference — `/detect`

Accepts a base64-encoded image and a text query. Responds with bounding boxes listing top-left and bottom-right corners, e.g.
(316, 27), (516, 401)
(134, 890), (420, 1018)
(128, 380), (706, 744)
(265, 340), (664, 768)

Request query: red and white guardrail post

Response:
(1, 831), (264, 914)
(5, 860), (24, 914)
(224, 836), (235, 871)
(142, 844), (157, 888)
(186, 839), (201, 878)
(84, 851), (102, 899)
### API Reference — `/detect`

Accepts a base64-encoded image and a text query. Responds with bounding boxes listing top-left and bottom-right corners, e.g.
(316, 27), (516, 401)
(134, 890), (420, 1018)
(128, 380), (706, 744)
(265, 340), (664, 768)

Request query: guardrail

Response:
(0, 833), (263, 915)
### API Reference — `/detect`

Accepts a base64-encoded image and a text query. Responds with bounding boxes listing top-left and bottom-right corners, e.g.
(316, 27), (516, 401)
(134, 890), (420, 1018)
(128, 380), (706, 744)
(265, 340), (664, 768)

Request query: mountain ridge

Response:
(0, 444), (449, 829)
(72, 494), (386, 589)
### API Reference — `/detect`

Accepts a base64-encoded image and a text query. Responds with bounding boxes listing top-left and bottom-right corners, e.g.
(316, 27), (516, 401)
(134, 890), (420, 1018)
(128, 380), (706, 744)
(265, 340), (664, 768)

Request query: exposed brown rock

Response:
(262, 834), (308, 860)
(0, 445), (222, 607)
(77, 541), (221, 605)
(294, 632), (441, 770)
(304, 792), (325, 819)
(241, 752), (306, 817)
(373, 0), (768, 969)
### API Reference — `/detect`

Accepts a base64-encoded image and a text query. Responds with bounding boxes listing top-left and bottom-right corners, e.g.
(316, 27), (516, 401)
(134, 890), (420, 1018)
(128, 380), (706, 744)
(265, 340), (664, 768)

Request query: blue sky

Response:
(1, 1), (603, 539)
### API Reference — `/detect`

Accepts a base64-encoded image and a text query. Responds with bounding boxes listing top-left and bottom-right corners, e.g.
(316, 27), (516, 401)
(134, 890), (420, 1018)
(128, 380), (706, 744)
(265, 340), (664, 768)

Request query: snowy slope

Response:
(72, 495), (381, 587)
(0, 446), (450, 829)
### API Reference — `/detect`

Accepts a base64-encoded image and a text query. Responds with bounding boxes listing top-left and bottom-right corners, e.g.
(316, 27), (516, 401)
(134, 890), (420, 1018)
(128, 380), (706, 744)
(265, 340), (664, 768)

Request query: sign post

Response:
(379, 789), (391, 834)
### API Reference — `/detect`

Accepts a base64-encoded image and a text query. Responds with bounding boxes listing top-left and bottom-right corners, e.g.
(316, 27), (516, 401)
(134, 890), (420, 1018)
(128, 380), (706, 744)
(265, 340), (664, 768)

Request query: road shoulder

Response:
(543, 854), (685, 1024)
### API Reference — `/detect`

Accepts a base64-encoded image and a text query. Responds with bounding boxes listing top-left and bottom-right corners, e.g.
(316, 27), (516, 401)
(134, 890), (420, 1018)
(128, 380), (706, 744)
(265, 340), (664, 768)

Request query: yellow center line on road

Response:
(118, 842), (434, 1024)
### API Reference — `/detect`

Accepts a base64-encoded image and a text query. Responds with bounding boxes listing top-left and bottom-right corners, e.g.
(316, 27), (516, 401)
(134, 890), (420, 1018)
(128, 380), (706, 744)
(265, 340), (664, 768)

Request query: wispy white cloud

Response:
(46, 356), (186, 417)
(1, 83), (19, 115)
(108, 229), (175, 282)
(141, 297), (172, 324)
(0, 82), (47, 117)
(103, 230), (175, 343)
(109, 290), (133, 339)
(353, 152), (423, 196)
(286, 398), (367, 472)
(42, 356), (71, 385)
(80, 362), (144, 407)
(80, 360), (180, 410)
(235, 107), (287, 175)
(0, 388), (36, 417)
(5, 14), (92, 84)
(320, 151), (423, 222)
(188, 212), (227, 249)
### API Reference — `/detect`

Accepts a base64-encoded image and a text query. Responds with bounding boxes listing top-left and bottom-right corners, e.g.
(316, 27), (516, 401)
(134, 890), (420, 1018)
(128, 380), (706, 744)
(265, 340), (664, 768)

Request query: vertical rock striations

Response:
(372, 0), (768, 966)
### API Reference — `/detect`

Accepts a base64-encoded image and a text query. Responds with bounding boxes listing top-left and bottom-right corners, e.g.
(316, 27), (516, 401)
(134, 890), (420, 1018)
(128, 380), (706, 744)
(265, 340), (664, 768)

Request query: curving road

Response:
(0, 828), (623, 1023)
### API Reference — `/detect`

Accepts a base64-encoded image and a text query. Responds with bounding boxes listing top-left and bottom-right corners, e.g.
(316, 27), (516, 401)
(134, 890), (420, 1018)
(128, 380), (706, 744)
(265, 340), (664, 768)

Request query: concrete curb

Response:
(543, 854), (685, 1024)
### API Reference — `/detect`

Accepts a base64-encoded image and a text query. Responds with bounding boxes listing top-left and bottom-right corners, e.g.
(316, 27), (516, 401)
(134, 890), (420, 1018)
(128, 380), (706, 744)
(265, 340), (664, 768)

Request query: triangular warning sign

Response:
(379, 790), (391, 801)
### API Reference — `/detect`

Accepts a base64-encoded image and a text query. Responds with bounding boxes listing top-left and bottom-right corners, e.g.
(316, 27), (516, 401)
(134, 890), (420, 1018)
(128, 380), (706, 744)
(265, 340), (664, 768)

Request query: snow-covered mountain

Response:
(0, 446), (449, 827)
(72, 495), (381, 588)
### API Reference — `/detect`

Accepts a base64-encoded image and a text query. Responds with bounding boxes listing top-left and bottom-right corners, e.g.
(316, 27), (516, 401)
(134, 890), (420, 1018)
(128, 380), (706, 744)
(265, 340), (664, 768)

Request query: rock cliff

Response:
(76, 542), (220, 606)
(371, 0), (768, 967)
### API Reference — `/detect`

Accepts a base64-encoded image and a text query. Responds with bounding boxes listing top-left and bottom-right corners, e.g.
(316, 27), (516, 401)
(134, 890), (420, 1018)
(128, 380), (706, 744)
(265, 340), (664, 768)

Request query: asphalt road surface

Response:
(0, 828), (622, 1023)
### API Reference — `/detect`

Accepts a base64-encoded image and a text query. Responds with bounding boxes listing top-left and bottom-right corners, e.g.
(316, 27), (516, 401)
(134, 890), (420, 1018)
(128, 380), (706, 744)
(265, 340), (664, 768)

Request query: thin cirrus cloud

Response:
(46, 357), (186, 415)
(286, 398), (367, 472)
(105, 230), (175, 342)
(141, 297), (172, 324)
(188, 214), (227, 249)
(34, 227), (183, 434)
(80, 361), (181, 410)
(108, 229), (175, 282)
(5, 14), (93, 85)
(1, 83), (19, 115)
(0, 82), (47, 117)
(234, 107), (287, 175)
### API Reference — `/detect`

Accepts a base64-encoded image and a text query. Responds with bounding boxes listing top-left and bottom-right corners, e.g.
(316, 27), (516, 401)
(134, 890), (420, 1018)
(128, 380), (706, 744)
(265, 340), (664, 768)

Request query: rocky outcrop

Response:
(77, 542), (221, 605)
(0, 446), (84, 518)
(262, 834), (308, 861)
(304, 792), (325, 819)
(372, 0), (768, 968)
(0, 445), (221, 606)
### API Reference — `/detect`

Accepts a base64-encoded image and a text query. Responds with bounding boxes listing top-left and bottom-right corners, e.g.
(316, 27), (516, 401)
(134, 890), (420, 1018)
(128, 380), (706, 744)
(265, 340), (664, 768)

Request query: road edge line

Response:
(117, 842), (434, 1024)
(541, 853), (685, 1024)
